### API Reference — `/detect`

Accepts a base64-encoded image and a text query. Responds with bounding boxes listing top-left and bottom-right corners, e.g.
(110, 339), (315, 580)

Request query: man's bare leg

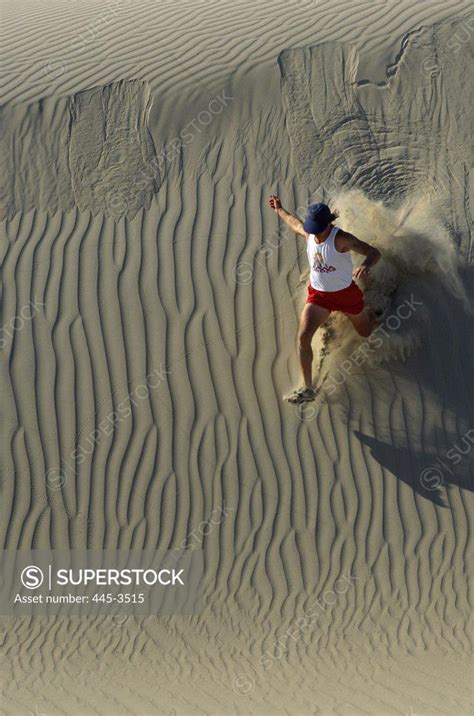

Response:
(343, 306), (377, 338)
(298, 304), (331, 386)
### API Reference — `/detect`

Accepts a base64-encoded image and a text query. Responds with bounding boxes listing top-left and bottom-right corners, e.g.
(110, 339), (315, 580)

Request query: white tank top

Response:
(306, 225), (353, 291)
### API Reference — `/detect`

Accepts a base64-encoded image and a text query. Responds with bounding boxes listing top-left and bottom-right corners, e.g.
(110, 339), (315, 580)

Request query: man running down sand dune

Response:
(269, 195), (381, 404)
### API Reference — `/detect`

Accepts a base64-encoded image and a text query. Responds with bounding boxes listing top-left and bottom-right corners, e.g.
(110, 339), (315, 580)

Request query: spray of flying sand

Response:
(294, 189), (470, 389)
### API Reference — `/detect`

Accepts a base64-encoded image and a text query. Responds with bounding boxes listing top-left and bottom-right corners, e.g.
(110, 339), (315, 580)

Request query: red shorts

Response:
(306, 281), (364, 314)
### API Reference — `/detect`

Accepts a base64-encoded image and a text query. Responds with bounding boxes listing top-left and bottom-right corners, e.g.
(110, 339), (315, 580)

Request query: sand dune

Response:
(1, 2), (473, 715)
(2, 0), (474, 105)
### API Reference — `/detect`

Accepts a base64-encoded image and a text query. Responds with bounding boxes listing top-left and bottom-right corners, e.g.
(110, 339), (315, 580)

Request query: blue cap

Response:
(303, 203), (332, 233)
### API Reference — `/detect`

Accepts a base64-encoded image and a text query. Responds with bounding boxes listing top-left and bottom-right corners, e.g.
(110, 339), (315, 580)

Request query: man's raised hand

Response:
(269, 194), (282, 212)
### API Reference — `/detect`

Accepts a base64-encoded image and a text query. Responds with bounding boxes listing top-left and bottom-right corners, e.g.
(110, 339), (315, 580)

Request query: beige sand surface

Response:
(1, 1), (473, 714)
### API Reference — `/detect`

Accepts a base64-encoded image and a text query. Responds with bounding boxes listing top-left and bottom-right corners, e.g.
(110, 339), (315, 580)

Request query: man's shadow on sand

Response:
(354, 431), (474, 507)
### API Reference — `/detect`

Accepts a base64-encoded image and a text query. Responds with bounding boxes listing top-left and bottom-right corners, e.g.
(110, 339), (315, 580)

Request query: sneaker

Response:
(285, 386), (317, 404)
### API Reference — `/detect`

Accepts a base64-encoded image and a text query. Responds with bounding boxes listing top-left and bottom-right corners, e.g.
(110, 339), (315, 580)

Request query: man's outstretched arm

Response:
(269, 194), (306, 237)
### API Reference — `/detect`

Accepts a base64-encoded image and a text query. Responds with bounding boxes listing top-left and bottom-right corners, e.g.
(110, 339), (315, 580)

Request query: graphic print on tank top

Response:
(312, 250), (336, 273)
(306, 226), (354, 291)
